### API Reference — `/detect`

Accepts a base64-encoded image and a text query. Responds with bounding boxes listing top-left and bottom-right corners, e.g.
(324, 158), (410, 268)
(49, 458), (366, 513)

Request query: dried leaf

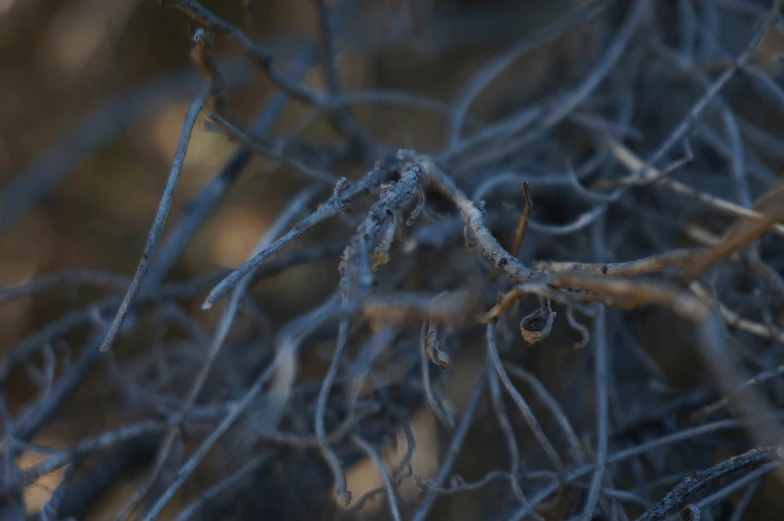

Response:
(371, 218), (397, 271)
(424, 323), (449, 368)
(520, 299), (556, 345)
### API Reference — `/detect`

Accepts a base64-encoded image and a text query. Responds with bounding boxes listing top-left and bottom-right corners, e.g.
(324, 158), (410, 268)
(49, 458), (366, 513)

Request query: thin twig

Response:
(490, 181), (533, 281)
(170, 450), (276, 521)
(420, 156), (541, 283)
(316, 318), (352, 505)
(206, 112), (337, 183)
(534, 248), (701, 277)
(117, 187), (321, 520)
(99, 84), (211, 353)
(312, 0), (369, 149)
(487, 365), (544, 521)
(604, 137), (784, 238)
(160, 0), (326, 107)
(632, 446), (782, 521)
(351, 435), (403, 521)
(486, 324), (567, 506)
(621, 1), (781, 185)
(409, 371), (487, 521)
(503, 362), (586, 465)
(680, 183), (784, 279)
(203, 164), (394, 308)
(582, 307), (609, 521)
(138, 357), (281, 521)
(690, 364), (784, 423)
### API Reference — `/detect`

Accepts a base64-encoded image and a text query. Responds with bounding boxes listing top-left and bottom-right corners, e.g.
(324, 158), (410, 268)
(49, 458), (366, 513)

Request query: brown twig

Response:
(490, 181), (533, 281)
(535, 248), (701, 277)
(680, 183), (784, 279)
(605, 137), (784, 238)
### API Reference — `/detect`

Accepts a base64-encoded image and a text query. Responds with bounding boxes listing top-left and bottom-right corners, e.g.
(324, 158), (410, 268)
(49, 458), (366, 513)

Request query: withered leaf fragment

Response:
(424, 323), (449, 368)
(520, 298), (555, 346)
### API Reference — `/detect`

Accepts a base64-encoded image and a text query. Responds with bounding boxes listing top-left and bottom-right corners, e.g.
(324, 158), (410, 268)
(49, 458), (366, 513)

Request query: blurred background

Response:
(3, 1), (784, 521)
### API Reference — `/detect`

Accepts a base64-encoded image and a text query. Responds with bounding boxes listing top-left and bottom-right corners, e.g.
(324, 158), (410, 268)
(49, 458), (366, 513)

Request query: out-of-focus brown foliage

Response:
(2, 1), (784, 521)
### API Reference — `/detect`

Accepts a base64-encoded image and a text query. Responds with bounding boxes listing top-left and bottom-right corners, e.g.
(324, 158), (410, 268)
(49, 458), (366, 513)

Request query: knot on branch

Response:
(192, 27), (214, 48)
(325, 177), (354, 212)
